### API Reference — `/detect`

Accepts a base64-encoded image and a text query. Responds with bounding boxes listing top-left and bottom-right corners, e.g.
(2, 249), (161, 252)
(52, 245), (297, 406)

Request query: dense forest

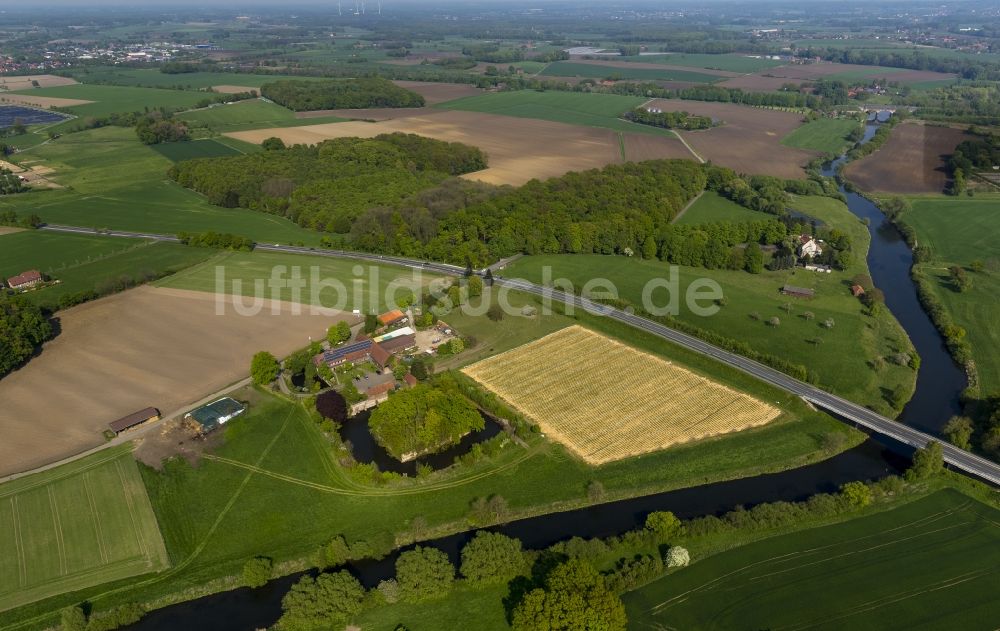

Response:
(0, 295), (53, 378)
(169, 133), (487, 233)
(259, 78), (425, 111)
(351, 159), (706, 265)
(622, 108), (714, 130)
(368, 382), (484, 460)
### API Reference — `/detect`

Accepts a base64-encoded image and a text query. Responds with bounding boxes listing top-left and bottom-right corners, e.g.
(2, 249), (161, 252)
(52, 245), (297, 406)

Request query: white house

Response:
(798, 235), (824, 259)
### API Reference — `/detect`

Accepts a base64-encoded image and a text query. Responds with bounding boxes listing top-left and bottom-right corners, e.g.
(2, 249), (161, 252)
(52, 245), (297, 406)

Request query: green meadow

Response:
(505, 195), (917, 414)
(437, 90), (671, 135)
(2, 127), (322, 245)
(149, 138), (243, 161)
(179, 99), (345, 132)
(619, 53), (785, 73)
(10, 84), (208, 118)
(676, 190), (769, 225)
(905, 196), (1000, 391)
(0, 446), (169, 613)
(540, 60), (723, 83)
(67, 67), (309, 90)
(625, 488), (1000, 631)
(782, 117), (860, 155)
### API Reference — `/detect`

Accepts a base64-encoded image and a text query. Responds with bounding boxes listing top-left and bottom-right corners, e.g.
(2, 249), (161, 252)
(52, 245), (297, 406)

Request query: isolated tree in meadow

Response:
(467, 274), (484, 297)
(839, 481), (873, 508)
(749, 311), (761, 321)
(823, 318), (835, 329)
(950, 265), (972, 292)
(586, 480), (605, 503)
(315, 390), (348, 423)
(242, 556), (273, 588)
(744, 244), (764, 274)
(487, 302), (504, 322)
(512, 558), (627, 631)
(665, 546), (690, 568)
(943, 416), (974, 451)
(250, 351), (279, 385)
(768, 316), (781, 327)
(460, 532), (527, 584)
(395, 546), (455, 602)
(327, 320), (351, 345)
(802, 311), (815, 321)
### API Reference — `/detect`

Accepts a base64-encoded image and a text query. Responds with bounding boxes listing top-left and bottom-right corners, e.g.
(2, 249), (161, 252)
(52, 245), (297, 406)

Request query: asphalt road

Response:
(38, 224), (1000, 486)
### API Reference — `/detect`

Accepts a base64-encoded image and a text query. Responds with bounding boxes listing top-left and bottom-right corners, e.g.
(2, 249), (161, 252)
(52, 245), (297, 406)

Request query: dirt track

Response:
(228, 110), (691, 185)
(844, 122), (968, 194)
(644, 99), (817, 178)
(0, 286), (353, 476)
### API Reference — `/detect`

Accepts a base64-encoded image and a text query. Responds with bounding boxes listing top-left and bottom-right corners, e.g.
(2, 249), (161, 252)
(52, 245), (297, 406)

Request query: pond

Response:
(338, 409), (505, 475)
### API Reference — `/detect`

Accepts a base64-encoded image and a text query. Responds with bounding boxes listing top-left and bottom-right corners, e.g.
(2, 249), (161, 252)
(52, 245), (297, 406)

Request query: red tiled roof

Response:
(404, 373), (418, 387)
(366, 381), (394, 398)
(380, 334), (416, 354)
(370, 342), (391, 368)
(7, 269), (41, 288)
(378, 309), (406, 325)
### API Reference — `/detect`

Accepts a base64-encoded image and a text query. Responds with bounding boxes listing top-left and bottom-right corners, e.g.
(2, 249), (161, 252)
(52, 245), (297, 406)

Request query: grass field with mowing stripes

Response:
(624, 488), (1000, 630)
(436, 90), (671, 136)
(0, 446), (169, 613)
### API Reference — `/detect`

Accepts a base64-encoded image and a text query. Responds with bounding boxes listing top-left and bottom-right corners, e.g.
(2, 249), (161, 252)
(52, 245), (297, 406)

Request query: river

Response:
(822, 124), (967, 435)
(127, 124), (961, 631)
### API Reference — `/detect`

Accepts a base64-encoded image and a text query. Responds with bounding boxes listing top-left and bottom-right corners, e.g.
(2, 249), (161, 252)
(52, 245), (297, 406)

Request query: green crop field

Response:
(0, 230), (212, 308)
(10, 84), (209, 117)
(179, 99), (345, 132)
(437, 90), (670, 136)
(0, 446), (169, 613)
(505, 195), (917, 415)
(625, 488), (1000, 630)
(149, 138), (243, 161)
(906, 196), (1000, 391)
(676, 191), (768, 225)
(1, 127), (322, 245)
(781, 117), (860, 155)
(540, 60), (723, 83)
(619, 53), (785, 73)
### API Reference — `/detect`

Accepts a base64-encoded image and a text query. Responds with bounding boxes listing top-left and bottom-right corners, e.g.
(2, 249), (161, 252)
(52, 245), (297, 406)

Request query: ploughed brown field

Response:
(721, 63), (955, 91)
(0, 286), (348, 476)
(0, 93), (93, 108)
(0, 75), (78, 91)
(844, 122), (968, 194)
(644, 99), (818, 178)
(211, 84), (259, 94)
(392, 81), (482, 105)
(718, 74), (799, 92)
(463, 326), (781, 465)
(227, 109), (691, 186)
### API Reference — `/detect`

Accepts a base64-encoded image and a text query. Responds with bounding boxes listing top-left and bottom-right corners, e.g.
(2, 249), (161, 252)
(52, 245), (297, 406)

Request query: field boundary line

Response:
(114, 460), (149, 561)
(83, 472), (110, 565)
(670, 190), (705, 224)
(46, 487), (68, 576)
(669, 130), (705, 163)
(10, 498), (26, 588)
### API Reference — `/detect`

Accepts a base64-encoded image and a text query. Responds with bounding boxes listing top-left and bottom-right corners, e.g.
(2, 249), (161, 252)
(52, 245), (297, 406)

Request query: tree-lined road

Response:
(38, 223), (1000, 486)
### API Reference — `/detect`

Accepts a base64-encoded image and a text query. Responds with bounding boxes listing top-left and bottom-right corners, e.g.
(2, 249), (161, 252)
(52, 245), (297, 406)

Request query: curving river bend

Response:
(126, 123), (967, 631)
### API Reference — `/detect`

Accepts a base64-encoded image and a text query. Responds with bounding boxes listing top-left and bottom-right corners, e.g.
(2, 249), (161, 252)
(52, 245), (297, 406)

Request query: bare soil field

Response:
(765, 63), (954, 83)
(0, 226), (25, 236)
(392, 81), (482, 105)
(228, 110), (689, 185)
(0, 286), (351, 476)
(562, 58), (741, 78)
(462, 326), (781, 465)
(644, 99), (817, 178)
(0, 75), (78, 91)
(0, 93), (93, 108)
(844, 122), (968, 194)
(621, 132), (694, 162)
(211, 84), (259, 94)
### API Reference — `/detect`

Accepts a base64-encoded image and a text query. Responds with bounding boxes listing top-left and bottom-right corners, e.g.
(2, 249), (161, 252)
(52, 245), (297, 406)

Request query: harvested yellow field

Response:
(462, 326), (781, 464)
(0, 93), (93, 108)
(211, 84), (259, 94)
(0, 75), (78, 90)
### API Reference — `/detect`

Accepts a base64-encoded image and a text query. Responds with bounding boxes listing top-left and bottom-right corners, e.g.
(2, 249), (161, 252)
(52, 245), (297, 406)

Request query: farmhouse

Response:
(781, 285), (816, 298)
(108, 407), (160, 434)
(797, 235), (824, 259)
(377, 309), (408, 328)
(316, 339), (376, 368)
(6, 269), (42, 290)
(379, 333), (417, 356)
